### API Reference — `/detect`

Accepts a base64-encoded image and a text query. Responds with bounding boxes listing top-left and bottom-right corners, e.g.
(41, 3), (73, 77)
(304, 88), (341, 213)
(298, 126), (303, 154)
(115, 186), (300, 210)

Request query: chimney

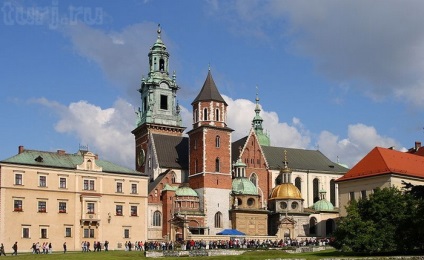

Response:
(415, 141), (422, 151)
(18, 146), (24, 154)
(57, 150), (66, 155)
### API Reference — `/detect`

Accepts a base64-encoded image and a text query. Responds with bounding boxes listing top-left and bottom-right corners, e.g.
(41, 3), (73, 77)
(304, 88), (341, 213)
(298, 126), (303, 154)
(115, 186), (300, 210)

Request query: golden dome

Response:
(270, 183), (302, 200)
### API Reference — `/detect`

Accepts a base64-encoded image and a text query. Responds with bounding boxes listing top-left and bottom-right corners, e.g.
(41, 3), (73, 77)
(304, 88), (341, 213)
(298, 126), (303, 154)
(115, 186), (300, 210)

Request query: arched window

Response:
(250, 173), (257, 187)
(313, 178), (319, 203)
(172, 173), (176, 184)
(215, 158), (220, 172)
(214, 212), (222, 228)
(153, 211), (161, 226)
(295, 177), (302, 192)
(203, 108), (208, 121)
(194, 109), (198, 123)
(309, 217), (317, 235)
(330, 179), (336, 206)
(159, 59), (165, 71)
(276, 174), (283, 186)
(215, 108), (220, 121)
(215, 136), (220, 148)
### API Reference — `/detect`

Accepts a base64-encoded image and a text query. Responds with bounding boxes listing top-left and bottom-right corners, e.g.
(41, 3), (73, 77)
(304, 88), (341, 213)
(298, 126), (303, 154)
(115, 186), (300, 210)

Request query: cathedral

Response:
(132, 26), (348, 242)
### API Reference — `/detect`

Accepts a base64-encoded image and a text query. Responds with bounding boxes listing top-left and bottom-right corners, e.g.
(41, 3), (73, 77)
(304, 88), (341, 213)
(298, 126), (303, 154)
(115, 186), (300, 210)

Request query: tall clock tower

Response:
(132, 25), (185, 172)
(188, 69), (233, 234)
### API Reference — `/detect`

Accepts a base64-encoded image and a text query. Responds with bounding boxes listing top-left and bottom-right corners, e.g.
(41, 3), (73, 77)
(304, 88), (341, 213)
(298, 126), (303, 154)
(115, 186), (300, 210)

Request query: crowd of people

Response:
(0, 237), (330, 255)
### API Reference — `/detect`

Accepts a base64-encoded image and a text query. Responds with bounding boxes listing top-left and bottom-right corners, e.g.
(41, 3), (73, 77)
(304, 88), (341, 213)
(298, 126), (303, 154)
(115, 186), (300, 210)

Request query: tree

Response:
(332, 187), (415, 254)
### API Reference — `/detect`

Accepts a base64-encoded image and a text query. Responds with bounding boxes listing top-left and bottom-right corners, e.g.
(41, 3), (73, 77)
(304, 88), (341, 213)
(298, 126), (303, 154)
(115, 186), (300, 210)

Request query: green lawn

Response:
(1, 249), (357, 260)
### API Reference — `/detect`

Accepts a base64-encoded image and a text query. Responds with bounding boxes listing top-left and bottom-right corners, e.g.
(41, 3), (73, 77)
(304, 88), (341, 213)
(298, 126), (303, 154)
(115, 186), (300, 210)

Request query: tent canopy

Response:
(216, 229), (245, 235)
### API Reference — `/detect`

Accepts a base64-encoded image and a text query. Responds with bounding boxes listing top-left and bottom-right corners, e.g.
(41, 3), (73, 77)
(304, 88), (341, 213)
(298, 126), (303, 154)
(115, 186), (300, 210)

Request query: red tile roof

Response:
(336, 147), (424, 182)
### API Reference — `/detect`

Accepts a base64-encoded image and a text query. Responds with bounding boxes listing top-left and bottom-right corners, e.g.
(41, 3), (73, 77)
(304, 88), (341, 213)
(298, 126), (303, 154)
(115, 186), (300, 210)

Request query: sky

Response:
(1, 0), (424, 170)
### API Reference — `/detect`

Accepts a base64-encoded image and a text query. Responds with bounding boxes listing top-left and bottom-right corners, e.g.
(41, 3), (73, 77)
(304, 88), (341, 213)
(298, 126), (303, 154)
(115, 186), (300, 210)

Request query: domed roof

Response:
(232, 178), (258, 195)
(176, 186), (198, 197)
(270, 183), (302, 200)
(313, 199), (334, 211)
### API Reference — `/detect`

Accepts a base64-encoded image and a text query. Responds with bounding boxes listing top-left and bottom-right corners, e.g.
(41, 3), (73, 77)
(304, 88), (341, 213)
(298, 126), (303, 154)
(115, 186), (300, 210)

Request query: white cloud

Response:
(34, 97), (136, 168)
(317, 123), (401, 167)
(223, 95), (311, 148)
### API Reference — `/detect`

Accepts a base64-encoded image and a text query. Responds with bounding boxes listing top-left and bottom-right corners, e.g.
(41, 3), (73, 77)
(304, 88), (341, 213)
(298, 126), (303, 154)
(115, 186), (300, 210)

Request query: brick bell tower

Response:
(132, 25), (185, 173)
(188, 69), (233, 234)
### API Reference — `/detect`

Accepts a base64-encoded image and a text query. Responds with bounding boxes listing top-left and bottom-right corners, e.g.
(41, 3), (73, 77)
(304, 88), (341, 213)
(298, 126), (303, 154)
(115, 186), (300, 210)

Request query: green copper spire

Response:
(252, 87), (270, 146)
(136, 24), (182, 128)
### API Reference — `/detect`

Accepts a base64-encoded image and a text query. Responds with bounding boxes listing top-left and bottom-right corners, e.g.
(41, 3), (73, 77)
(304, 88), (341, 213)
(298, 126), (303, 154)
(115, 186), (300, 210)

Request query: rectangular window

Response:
(83, 180), (95, 191)
(14, 200), (23, 211)
(38, 201), (47, 213)
(83, 228), (94, 238)
(40, 228), (48, 239)
(361, 190), (367, 200)
(59, 178), (67, 189)
(131, 184), (137, 194)
(116, 182), (123, 193)
(116, 205), (123, 216)
(15, 174), (22, 185)
(143, 97), (147, 112)
(22, 227), (30, 238)
(39, 176), (47, 187)
(65, 227), (72, 237)
(124, 229), (130, 239)
(160, 95), (168, 110)
(59, 202), (67, 213)
(131, 206), (137, 216)
(87, 203), (95, 214)
(349, 191), (355, 201)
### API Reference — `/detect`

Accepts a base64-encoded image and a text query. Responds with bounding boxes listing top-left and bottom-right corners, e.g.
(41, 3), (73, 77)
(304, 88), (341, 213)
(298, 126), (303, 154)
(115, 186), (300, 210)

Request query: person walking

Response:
(11, 242), (17, 256)
(0, 243), (6, 256)
(63, 242), (67, 253)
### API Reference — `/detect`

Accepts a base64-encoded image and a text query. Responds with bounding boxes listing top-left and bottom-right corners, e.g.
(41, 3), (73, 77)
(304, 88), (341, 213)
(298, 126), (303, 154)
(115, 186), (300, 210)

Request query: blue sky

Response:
(2, 0), (424, 169)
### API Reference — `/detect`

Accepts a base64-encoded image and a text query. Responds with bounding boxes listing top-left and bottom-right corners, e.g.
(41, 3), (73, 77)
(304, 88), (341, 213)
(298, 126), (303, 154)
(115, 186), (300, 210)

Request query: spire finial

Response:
(256, 85), (259, 102)
(157, 24), (161, 38)
(208, 63), (211, 71)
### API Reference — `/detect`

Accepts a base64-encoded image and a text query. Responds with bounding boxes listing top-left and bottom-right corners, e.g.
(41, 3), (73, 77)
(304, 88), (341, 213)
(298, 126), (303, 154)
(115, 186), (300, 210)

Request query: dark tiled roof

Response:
(1, 149), (141, 175)
(336, 147), (424, 182)
(192, 70), (227, 105)
(152, 134), (188, 169)
(232, 136), (248, 163)
(148, 169), (172, 194)
(262, 146), (348, 174)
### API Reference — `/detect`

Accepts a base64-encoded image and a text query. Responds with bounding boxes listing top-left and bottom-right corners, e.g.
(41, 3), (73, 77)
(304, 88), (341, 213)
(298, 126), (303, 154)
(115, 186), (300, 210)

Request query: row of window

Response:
(193, 135), (222, 150)
(13, 200), (138, 216)
(193, 108), (223, 122)
(21, 226), (70, 239)
(14, 174), (138, 194)
(21, 226), (133, 239)
(193, 158), (221, 173)
(349, 190), (369, 201)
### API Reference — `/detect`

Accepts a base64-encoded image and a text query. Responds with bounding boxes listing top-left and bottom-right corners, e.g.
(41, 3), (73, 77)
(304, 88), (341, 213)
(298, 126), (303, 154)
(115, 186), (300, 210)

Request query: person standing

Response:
(11, 242), (17, 256)
(63, 242), (67, 253)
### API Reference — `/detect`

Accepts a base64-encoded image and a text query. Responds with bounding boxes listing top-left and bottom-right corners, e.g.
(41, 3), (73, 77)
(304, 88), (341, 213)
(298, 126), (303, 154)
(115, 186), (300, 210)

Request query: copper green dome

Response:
(176, 186), (198, 197)
(313, 199), (334, 211)
(232, 178), (258, 195)
(270, 183), (302, 200)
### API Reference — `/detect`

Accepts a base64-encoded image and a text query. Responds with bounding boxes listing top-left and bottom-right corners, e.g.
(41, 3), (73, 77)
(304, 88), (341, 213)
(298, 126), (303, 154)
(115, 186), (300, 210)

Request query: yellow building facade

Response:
(0, 146), (149, 252)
